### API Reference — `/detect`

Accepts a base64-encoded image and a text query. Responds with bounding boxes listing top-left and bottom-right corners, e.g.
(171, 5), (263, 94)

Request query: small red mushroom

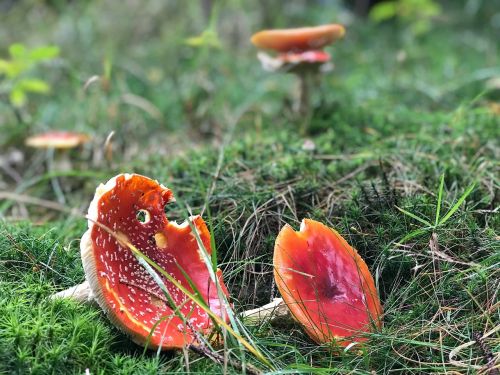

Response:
(273, 219), (382, 346)
(25, 131), (90, 149)
(251, 25), (344, 74)
(251, 24), (345, 134)
(25, 131), (90, 203)
(81, 173), (230, 349)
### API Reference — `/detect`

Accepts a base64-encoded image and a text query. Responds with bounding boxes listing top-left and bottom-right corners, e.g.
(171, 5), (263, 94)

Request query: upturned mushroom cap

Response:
(81, 174), (230, 350)
(251, 24), (345, 53)
(273, 219), (382, 346)
(25, 131), (90, 149)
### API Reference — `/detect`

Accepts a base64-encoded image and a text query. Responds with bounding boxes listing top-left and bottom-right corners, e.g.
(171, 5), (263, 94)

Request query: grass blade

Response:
(398, 228), (430, 244)
(434, 173), (445, 226)
(396, 206), (432, 227)
(438, 183), (475, 225)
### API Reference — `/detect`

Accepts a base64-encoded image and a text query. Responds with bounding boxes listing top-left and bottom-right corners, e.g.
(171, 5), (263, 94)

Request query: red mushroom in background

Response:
(25, 131), (90, 149)
(273, 219), (382, 346)
(25, 131), (90, 203)
(251, 25), (345, 133)
(251, 25), (345, 53)
(81, 173), (229, 349)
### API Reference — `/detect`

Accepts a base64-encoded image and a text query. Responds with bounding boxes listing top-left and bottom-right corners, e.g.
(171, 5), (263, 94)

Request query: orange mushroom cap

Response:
(274, 219), (382, 346)
(81, 174), (230, 350)
(25, 131), (90, 149)
(251, 24), (345, 53)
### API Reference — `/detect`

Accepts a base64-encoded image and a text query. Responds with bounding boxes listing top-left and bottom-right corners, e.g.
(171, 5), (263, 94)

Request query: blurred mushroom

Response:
(251, 24), (345, 133)
(251, 25), (345, 52)
(273, 219), (382, 347)
(67, 173), (230, 350)
(25, 131), (89, 149)
(25, 131), (90, 203)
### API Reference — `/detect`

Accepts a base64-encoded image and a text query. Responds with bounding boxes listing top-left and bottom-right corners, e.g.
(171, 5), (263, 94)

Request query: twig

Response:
(188, 344), (263, 375)
(181, 299), (264, 375)
(474, 332), (500, 375)
(449, 325), (500, 371)
(0, 191), (82, 215)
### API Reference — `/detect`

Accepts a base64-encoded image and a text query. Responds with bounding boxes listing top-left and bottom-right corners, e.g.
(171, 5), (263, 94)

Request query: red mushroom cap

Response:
(251, 24), (345, 53)
(25, 131), (90, 149)
(273, 219), (382, 346)
(81, 174), (230, 349)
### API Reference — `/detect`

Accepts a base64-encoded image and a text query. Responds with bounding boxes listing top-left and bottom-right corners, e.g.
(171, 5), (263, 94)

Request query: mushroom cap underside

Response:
(81, 174), (229, 350)
(273, 219), (382, 346)
(278, 50), (331, 64)
(256, 50), (332, 73)
(251, 24), (345, 52)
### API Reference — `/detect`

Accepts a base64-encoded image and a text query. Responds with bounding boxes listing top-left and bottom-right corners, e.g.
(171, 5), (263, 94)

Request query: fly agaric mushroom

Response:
(25, 131), (90, 149)
(25, 131), (90, 203)
(273, 219), (382, 346)
(251, 24), (345, 134)
(80, 173), (230, 349)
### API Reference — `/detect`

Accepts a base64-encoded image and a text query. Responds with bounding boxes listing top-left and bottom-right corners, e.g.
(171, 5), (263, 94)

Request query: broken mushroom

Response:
(80, 173), (230, 349)
(273, 219), (382, 346)
(251, 24), (345, 133)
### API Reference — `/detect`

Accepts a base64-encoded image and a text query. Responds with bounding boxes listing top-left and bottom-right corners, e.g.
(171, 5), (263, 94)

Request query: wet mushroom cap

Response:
(81, 174), (230, 350)
(251, 24), (345, 53)
(274, 219), (382, 346)
(25, 131), (90, 149)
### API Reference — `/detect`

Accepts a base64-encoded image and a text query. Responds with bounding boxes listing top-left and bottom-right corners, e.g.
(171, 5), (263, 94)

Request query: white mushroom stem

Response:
(240, 298), (290, 324)
(51, 283), (290, 323)
(51, 280), (95, 303)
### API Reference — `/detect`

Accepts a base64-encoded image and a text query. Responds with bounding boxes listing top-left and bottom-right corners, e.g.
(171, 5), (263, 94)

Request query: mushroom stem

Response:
(47, 148), (66, 204)
(50, 280), (95, 303)
(52, 283), (290, 324)
(240, 298), (289, 324)
(297, 72), (312, 135)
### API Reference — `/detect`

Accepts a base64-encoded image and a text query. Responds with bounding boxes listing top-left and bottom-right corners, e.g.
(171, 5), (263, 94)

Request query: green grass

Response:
(1, 0), (499, 373)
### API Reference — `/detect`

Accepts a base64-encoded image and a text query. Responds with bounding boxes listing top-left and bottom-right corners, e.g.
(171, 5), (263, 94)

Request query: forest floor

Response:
(0, 1), (499, 374)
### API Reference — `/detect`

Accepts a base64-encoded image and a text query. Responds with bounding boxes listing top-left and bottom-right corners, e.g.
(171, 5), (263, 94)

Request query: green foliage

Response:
(184, 2), (222, 49)
(185, 29), (222, 49)
(396, 174), (476, 242)
(0, 43), (59, 107)
(370, 0), (442, 35)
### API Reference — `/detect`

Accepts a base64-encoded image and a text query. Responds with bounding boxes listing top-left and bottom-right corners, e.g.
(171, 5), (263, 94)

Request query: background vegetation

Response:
(0, 0), (499, 373)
